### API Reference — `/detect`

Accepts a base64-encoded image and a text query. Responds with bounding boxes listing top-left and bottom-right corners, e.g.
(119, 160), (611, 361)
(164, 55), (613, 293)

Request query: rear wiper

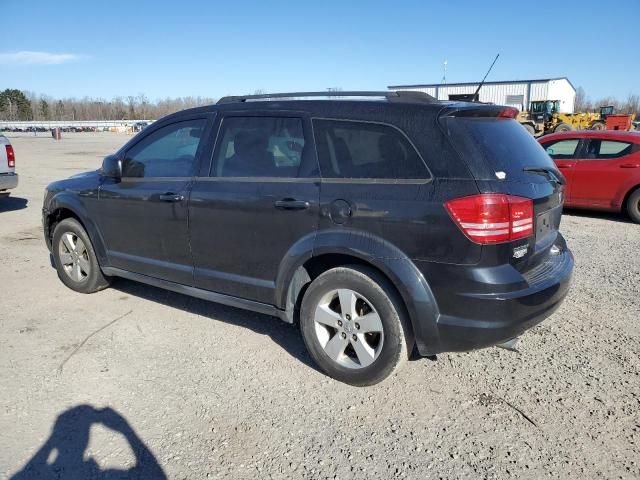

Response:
(523, 166), (564, 184)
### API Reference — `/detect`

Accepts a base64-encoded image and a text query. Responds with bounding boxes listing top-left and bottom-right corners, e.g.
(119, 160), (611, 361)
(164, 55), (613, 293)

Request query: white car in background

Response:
(0, 134), (18, 196)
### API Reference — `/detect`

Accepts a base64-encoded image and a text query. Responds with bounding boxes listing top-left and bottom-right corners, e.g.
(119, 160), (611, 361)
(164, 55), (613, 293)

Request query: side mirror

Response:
(102, 154), (122, 179)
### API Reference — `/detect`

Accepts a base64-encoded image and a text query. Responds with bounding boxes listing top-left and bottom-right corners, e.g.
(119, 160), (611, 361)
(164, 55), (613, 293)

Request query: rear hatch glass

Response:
(443, 117), (560, 183)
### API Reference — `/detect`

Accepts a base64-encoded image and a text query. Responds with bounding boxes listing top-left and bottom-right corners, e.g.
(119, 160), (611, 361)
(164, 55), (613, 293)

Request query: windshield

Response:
(531, 101), (558, 114)
(445, 117), (559, 183)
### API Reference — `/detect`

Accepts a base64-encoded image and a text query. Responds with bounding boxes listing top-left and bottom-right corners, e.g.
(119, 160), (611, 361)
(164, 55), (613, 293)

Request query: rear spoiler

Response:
(439, 104), (519, 119)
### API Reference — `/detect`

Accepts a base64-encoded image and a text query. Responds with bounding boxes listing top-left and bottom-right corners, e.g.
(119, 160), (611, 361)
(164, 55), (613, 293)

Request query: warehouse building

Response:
(388, 77), (576, 113)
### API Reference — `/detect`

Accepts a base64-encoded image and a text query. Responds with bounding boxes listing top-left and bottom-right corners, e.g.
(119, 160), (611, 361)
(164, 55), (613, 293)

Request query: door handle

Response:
(557, 164), (573, 169)
(620, 164), (640, 168)
(274, 199), (310, 210)
(159, 193), (184, 202)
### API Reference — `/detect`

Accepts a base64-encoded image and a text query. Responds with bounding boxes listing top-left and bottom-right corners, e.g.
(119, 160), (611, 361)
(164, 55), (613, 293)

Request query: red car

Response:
(538, 131), (640, 223)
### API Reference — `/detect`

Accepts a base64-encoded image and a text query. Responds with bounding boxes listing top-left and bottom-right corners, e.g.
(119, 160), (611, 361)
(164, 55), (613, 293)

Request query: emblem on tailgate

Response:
(513, 244), (528, 259)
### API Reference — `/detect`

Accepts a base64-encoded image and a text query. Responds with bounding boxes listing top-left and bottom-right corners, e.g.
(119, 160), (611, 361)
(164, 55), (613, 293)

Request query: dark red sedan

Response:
(538, 131), (640, 223)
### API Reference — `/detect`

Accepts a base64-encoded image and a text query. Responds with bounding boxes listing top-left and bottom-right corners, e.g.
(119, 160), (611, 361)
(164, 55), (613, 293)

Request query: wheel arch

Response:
(45, 193), (108, 265)
(621, 183), (640, 213)
(275, 229), (442, 355)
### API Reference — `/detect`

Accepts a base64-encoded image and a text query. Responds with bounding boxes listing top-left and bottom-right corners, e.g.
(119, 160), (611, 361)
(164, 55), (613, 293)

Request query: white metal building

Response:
(388, 77), (576, 113)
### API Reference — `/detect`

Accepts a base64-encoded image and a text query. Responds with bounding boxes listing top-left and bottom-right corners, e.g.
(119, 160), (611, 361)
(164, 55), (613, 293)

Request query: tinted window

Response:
(446, 118), (558, 183)
(213, 117), (305, 177)
(583, 139), (633, 159)
(313, 119), (428, 179)
(122, 119), (205, 177)
(544, 139), (580, 159)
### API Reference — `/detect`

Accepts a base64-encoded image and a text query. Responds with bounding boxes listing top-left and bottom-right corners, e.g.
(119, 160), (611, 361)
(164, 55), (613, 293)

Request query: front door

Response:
(571, 138), (636, 207)
(97, 116), (210, 285)
(189, 114), (319, 304)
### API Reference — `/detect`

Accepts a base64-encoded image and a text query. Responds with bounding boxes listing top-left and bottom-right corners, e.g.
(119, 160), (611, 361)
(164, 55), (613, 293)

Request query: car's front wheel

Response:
(299, 265), (410, 386)
(52, 218), (111, 293)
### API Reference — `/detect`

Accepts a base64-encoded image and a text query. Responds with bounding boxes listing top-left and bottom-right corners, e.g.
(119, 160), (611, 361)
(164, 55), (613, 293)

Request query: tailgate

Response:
(442, 113), (566, 266)
(0, 136), (10, 174)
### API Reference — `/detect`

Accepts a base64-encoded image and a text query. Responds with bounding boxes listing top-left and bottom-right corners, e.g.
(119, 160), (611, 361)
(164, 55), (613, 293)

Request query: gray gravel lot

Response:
(0, 132), (638, 479)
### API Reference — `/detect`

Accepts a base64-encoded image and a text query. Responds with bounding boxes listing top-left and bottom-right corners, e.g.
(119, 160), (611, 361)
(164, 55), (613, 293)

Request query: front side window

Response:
(122, 119), (206, 177)
(583, 139), (633, 159)
(313, 119), (428, 179)
(544, 139), (580, 159)
(213, 117), (305, 177)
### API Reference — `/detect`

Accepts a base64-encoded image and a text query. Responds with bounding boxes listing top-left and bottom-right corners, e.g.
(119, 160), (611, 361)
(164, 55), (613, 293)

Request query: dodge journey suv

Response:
(43, 91), (573, 386)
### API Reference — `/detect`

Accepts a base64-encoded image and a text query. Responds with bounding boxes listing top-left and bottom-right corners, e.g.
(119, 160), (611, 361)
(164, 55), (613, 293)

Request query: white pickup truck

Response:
(0, 135), (18, 196)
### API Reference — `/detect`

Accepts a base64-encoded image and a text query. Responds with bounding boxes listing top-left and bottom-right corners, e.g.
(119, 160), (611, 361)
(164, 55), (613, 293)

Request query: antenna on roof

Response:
(472, 54), (499, 102)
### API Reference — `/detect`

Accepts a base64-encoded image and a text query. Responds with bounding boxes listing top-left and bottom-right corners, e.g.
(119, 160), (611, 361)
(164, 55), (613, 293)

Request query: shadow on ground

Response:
(0, 196), (28, 213)
(563, 208), (632, 224)
(11, 405), (166, 479)
(112, 278), (320, 372)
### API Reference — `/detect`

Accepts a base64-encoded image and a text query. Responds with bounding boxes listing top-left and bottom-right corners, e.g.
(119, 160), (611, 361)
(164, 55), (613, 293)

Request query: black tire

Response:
(590, 121), (606, 131)
(554, 122), (572, 132)
(299, 265), (410, 386)
(522, 124), (535, 135)
(52, 218), (111, 293)
(626, 188), (640, 223)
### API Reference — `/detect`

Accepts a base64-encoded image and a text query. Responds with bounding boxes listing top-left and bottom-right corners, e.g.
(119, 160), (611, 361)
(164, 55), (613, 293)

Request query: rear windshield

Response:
(444, 118), (558, 183)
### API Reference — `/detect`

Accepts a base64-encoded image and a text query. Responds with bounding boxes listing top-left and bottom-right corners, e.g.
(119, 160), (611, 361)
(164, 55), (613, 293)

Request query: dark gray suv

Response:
(43, 91), (573, 385)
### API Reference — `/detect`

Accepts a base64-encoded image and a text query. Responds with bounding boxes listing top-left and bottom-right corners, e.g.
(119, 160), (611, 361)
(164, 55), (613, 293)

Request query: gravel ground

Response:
(0, 132), (638, 479)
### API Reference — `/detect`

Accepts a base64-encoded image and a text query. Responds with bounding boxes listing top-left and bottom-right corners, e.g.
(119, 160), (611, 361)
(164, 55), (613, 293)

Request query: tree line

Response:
(574, 87), (639, 116)
(0, 89), (216, 121)
(1, 87), (638, 122)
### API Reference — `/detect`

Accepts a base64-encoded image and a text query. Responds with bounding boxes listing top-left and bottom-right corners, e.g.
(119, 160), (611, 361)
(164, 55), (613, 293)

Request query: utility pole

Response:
(442, 60), (447, 84)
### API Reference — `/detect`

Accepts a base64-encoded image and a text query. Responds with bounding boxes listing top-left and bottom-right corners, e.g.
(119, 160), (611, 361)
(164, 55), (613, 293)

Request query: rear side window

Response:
(543, 139), (580, 159)
(445, 118), (558, 183)
(213, 117), (305, 177)
(313, 119), (429, 179)
(582, 139), (633, 159)
(123, 119), (206, 178)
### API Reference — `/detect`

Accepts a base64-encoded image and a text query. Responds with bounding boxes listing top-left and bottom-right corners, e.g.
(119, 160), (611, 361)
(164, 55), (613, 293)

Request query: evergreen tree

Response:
(40, 99), (50, 120)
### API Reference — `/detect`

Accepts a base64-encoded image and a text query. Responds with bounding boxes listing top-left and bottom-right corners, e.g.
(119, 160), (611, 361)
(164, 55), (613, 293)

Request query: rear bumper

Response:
(0, 173), (18, 191)
(415, 241), (573, 355)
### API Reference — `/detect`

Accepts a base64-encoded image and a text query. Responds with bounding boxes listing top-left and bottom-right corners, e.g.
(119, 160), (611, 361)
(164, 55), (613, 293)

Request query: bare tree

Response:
(574, 86), (590, 112)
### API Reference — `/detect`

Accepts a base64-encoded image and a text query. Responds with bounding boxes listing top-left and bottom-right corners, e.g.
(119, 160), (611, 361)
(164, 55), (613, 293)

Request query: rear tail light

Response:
(497, 107), (519, 118)
(5, 145), (15, 168)
(445, 194), (534, 244)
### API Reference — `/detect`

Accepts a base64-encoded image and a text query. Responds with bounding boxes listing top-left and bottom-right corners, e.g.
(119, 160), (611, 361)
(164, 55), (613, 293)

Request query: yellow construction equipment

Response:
(517, 101), (635, 135)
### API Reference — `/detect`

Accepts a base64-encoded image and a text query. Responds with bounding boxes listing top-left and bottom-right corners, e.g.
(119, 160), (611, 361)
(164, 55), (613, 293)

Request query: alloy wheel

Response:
(58, 232), (90, 282)
(313, 288), (384, 369)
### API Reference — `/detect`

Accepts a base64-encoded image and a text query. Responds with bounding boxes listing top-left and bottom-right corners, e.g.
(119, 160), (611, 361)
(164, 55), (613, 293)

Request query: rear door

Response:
(189, 113), (320, 304)
(540, 138), (581, 204)
(570, 138), (638, 208)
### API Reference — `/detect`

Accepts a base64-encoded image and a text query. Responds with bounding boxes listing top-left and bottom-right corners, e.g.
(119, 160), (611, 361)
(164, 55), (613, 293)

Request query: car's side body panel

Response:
(43, 174), (107, 263)
(539, 131), (640, 212)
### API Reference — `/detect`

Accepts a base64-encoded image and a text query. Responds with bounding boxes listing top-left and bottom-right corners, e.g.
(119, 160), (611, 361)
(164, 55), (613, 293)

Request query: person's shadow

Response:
(11, 405), (166, 479)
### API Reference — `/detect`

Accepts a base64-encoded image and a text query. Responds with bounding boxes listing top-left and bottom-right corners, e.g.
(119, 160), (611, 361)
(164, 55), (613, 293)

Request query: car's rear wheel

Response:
(299, 265), (409, 386)
(52, 218), (111, 293)
(626, 188), (640, 223)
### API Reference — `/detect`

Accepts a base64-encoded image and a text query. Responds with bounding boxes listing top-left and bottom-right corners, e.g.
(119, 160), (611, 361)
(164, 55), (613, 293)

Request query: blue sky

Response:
(1, 0), (638, 101)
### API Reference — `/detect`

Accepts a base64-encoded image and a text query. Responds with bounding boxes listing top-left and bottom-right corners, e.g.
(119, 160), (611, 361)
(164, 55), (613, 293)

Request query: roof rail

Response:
(216, 90), (436, 104)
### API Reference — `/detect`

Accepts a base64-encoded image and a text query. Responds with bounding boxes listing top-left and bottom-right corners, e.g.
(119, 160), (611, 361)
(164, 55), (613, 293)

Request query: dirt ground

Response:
(0, 132), (638, 479)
